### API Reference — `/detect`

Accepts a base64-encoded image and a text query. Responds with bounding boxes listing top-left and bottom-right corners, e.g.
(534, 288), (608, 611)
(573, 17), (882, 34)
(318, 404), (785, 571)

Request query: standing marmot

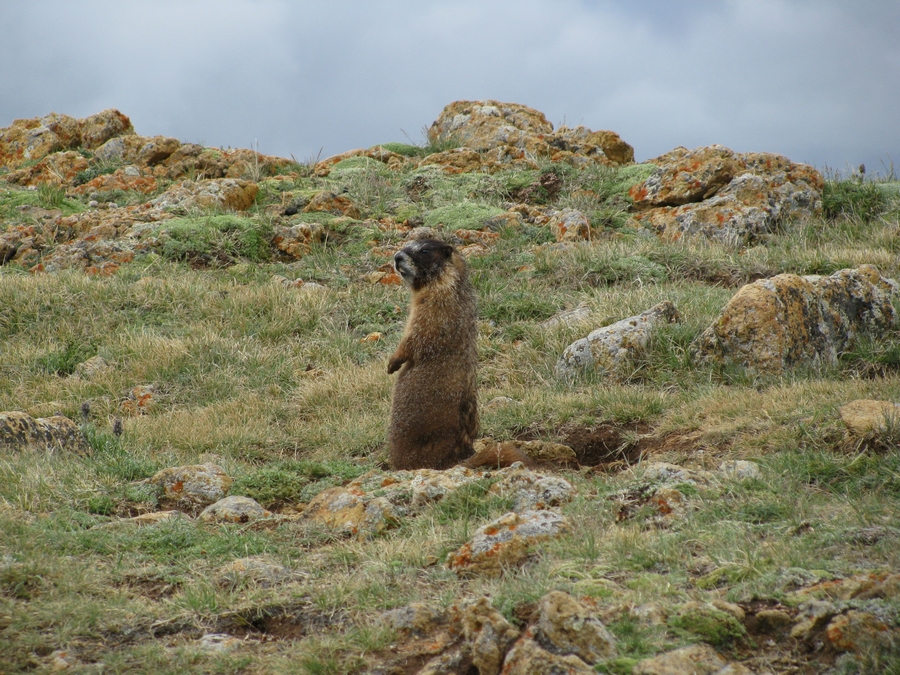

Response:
(387, 239), (479, 470)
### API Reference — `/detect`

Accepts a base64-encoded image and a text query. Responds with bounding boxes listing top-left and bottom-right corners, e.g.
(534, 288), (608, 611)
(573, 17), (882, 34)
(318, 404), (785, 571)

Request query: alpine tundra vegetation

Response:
(0, 101), (899, 674)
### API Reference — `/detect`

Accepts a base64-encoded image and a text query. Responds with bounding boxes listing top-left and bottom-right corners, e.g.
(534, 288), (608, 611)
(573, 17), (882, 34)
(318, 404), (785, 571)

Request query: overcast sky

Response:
(2, 1), (898, 176)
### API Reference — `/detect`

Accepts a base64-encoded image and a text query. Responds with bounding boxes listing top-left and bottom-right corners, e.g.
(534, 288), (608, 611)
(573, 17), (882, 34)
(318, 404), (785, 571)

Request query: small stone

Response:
(199, 496), (271, 523)
(717, 460), (761, 480)
(448, 509), (570, 577)
(149, 463), (232, 509)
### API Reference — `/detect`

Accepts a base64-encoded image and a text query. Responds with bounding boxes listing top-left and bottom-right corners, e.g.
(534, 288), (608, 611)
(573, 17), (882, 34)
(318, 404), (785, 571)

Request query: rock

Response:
(101, 511), (181, 528)
(693, 265), (898, 373)
(455, 596), (520, 675)
(272, 222), (326, 259)
(630, 146), (823, 245)
(633, 462), (714, 486)
(149, 464), (232, 509)
(548, 208), (591, 242)
(535, 591), (616, 664)
(825, 610), (895, 653)
(839, 399), (900, 436)
(72, 165), (159, 195)
(428, 100), (553, 155)
(417, 147), (487, 174)
(91, 134), (182, 167)
(427, 100), (633, 171)
(302, 190), (361, 219)
(632, 643), (750, 675)
(541, 305), (592, 329)
(36, 237), (135, 275)
(0, 411), (90, 454)
(195, 633), (242, 654)
(199, 496), (272, 523)
(473, 438), (578, 465)
(215, 556), (296, 588)
(79, 109), (134, 149)
(383, 603), (447, 638)
(501, 633), (595, 675)
(5, 150), (89, 186)
(556, 301), (680, 380)
(490, 466), (575, 511)
(751, 609), (794, 634)
(301, 485), (399, 537)
(148, 178), (259, 213)
(448, 509), (569, 577)
(408, 465), (487, 509)
(716, 460), (761, 481)
(73, 355), (111, 379)
(631, 145), (746, 208)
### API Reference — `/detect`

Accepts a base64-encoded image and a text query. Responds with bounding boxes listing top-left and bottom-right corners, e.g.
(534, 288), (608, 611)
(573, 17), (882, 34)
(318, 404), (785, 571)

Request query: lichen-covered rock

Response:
(148, 178), (259, 213)
(448, 509), (569, 577)
(313, 146), (409, 177)
(693, 265), (898, 373)
(426, 100), (633, 170)
(91, 134), (182, 167)
(490, 466), (575, 511)
(149, 463), (232, 509)
(199, 496), (272, 523)
(556, 301), (680, 380)
(408, 465), (486, 509)
(73, 355), (111, 378)
(541, 305), (592, 329)
(383, 603), (448, 638)
(302, 190), (361, 218)
(629, 146), (823, 245)
(717, 460), (761, 481)
(272, 222), (325, 259)
(825, 610), (895, 653)
(535, 591), (617, 664)
(839, 399), (900, 436)
(0, 411), (90, 454)
(5, 150), (89, 186)
(301, 485), (399, 537)
(630, 145), (746, 208)
(501, 633), (596, 675)
(473, 438), (578, 466)
(79, 109), (134, 149)
(215, 556), (296, 588)
(453, 596), (520, 675)
(632, 643), (750, 675)
(548, 208), (591, 242)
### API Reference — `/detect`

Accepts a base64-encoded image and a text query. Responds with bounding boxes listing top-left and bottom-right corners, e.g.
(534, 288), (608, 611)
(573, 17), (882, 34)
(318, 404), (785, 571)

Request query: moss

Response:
(668, 605), (749, 647)
(152, 214), (273, 264)
(423, 201), (505, 232)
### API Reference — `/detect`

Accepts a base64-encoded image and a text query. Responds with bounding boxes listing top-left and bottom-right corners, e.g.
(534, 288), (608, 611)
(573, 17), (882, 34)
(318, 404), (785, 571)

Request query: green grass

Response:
(1, 151), (899, 672)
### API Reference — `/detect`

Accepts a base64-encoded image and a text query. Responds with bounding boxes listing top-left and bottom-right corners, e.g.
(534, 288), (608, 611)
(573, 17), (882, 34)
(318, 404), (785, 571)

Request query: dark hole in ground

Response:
(557, 422), (650, 467)
(218, 603), (344, 640)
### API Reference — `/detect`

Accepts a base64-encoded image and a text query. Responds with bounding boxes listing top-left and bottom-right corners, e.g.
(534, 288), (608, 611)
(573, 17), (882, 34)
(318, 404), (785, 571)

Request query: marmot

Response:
(387, 239), (479, 469)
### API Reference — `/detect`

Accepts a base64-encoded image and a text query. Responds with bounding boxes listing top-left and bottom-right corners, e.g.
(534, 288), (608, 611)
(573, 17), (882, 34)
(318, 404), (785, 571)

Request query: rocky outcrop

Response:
(0, 411), (90, 454)
(0, 109), (133, 170)
(694, 265), (898, 373)
(630, 144), (824, 245)
(199, 496), (272, 523)
(427, 100), (634, 170)
(148, 178), (259, 213)
(556, 301), (680, 380)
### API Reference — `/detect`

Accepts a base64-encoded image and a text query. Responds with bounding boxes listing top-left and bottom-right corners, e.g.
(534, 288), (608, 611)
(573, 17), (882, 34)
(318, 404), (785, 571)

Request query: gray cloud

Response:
(2, 0), (898, 174)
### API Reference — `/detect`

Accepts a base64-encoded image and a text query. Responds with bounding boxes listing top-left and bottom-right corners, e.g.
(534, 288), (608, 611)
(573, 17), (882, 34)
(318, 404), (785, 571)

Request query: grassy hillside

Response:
(1, 146), (899, 674)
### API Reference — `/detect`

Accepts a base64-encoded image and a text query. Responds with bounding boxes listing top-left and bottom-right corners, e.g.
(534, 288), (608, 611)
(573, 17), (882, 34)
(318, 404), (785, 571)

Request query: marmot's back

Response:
(387, 239), (478, 470)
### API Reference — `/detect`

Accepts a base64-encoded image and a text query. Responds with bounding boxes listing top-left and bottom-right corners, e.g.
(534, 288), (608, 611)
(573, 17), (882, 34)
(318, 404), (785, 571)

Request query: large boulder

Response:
(426, 100), (633, 171)
(148, 178), (259, 212)
(694, 265), (898, 373)
(630, 146), (824, 245)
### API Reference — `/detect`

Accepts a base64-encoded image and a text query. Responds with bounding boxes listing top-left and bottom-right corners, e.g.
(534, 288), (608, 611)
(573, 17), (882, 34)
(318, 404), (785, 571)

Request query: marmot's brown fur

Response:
(387, 239), (479, 470)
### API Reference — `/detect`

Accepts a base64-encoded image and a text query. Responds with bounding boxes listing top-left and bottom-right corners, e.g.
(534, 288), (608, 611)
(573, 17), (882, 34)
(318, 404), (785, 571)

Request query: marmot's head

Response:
(393, 239), (459, 291)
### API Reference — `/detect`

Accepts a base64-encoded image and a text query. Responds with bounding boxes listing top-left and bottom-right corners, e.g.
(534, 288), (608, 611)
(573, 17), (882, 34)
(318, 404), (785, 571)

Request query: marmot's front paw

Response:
(387, 357), (405, 374)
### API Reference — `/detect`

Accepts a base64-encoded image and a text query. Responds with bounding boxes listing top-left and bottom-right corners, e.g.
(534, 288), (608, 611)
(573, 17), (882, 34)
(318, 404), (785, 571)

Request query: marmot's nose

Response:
(394, 251), (404, 264)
